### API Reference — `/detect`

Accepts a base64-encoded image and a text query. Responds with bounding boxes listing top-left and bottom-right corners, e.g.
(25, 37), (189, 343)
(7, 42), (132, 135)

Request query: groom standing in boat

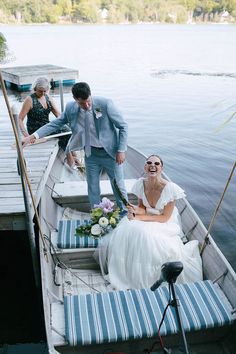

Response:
(22, 82), (128, 211)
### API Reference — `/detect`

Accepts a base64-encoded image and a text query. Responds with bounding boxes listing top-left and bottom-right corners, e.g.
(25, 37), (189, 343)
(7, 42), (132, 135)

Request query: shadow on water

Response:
(0, 343), (48, 354)
(0, 231), (48, 354)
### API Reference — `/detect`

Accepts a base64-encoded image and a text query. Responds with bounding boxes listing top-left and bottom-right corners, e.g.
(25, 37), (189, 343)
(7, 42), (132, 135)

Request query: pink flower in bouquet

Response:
(94, 197), (114, 213)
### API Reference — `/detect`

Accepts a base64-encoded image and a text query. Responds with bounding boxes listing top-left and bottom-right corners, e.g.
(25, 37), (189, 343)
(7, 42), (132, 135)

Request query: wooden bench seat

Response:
(63, 280), (234, 348)
(52, 179), (138, 210)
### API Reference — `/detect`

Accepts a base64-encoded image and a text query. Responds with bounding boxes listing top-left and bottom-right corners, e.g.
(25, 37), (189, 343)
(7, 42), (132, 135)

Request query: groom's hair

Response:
(72, 82), (91, 99)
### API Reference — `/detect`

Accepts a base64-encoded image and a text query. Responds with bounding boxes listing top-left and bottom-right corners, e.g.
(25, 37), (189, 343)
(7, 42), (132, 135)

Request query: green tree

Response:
(221, 0), (236, 12)
(178, 0), (198, 21)
(0, 0), (236, 24)
(105, 0), (129, 23)
(0, 32), (12, 63)
(196, 0), (219, 21)
(72, 0), (101, 22)
(125, 0), (143, 23)
(56, 0), (73, 17)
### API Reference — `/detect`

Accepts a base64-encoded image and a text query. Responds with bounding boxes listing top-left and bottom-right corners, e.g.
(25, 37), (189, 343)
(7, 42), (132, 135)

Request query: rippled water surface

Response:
(1, 24), (236, 271)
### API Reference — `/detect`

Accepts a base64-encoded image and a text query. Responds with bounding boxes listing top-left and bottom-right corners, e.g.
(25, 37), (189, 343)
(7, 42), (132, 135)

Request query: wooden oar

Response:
(11, 130), (72, 148)
(27, 130), (72, 146)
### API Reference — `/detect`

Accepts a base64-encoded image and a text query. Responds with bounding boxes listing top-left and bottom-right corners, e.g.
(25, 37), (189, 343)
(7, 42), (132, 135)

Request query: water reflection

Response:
(4, 85), (73, 103)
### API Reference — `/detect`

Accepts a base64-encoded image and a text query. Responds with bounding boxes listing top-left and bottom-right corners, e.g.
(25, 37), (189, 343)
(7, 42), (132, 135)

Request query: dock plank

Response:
(0, 205), (26, 214)
(0, 116), (60, 229)
(0, 171), (45, 178)
(0, 190), (24, 198)
(0, 184), (37, 192)
(0, 197), (25, 206)
(0, 177), (41, 185)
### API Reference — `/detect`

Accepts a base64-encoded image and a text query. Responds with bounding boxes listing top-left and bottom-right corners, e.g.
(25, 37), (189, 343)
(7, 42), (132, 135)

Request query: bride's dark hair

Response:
(146, 154), (163, 166)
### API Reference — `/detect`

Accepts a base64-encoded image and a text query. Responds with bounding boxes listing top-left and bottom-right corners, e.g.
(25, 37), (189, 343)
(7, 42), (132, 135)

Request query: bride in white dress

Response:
(96, 154), (203, 290)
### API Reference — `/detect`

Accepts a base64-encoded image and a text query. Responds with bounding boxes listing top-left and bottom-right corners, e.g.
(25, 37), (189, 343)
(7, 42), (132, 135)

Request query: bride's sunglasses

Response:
(146, 161), (161, 166)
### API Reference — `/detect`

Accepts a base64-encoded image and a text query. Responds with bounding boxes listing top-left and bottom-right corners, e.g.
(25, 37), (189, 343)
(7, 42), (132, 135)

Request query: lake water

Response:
(0, 23), (236, 352)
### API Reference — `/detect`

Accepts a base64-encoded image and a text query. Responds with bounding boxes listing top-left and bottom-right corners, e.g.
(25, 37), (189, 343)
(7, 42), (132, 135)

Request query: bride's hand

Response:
(127, 209), (135, 220)
(127, 204), (136, 214)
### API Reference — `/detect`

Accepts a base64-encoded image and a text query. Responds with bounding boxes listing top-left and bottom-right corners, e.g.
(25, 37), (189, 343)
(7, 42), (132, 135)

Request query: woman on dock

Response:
(97, 154), (203, 290)
(18, 77), (78, 168)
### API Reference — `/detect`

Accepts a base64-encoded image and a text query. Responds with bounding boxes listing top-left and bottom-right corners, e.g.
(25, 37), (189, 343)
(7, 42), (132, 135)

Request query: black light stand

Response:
(151, 261), (190, 354)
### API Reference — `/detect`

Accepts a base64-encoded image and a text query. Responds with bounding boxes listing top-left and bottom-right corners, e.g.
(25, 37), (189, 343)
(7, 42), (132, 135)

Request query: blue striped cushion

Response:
(57, 219), (99, 249)
(64, 280), (233, 347)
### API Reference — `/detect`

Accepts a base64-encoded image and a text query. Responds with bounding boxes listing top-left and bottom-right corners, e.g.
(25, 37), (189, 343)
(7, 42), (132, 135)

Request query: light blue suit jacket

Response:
(34, 96), (128, 159)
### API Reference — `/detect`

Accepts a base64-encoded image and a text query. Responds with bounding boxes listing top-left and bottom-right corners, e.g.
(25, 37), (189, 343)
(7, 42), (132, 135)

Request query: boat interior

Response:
(1, 76), (234, 353)
(37, 146), (236, 354)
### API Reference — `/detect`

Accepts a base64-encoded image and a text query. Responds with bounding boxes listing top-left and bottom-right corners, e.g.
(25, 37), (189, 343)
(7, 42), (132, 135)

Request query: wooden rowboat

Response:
(1, 69), (233, 352)
(36, 145), (236, 354)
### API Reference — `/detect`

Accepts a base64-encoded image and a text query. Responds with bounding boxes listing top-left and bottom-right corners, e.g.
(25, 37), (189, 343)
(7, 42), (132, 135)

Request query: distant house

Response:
(221, 10), (229, 18)
(99, 8), (108, 21)
(220, 10), (233, 23)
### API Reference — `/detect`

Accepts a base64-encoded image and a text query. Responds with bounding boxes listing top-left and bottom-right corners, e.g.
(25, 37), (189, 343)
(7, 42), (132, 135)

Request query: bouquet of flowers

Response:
(75, 197), (120, 239)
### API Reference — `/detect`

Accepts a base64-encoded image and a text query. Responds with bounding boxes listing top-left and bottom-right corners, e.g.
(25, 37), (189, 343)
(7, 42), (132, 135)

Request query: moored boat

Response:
(0, 72), (235, 352)
(36, 145), (236, 354)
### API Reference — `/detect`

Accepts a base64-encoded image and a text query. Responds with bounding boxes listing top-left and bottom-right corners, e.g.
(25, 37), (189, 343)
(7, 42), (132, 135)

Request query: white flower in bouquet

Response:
(99, 217), (109, 227)
(91, 224), (102, 236)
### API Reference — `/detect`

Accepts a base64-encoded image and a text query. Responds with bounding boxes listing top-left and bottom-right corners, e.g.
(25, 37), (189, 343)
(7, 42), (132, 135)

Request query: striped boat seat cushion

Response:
(64, 280), (233, 347)
(57, 219), (99, 249)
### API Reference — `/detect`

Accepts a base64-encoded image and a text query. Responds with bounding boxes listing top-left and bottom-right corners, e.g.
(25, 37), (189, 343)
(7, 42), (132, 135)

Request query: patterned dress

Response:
(26, 93), (69, 150)
(26, 93), (51, 134)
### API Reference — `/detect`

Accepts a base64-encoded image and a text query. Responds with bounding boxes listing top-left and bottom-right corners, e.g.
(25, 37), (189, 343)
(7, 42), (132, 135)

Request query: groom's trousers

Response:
(85, 147), (127, 210)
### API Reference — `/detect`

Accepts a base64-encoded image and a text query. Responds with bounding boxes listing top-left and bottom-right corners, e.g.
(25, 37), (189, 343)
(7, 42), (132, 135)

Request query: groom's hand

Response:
(22, 134), (36, 147)
(116, 152), (125, 165)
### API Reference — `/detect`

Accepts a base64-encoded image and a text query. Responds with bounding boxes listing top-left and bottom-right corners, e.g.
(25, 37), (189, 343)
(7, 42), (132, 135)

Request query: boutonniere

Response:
(94, 107), (102, 119)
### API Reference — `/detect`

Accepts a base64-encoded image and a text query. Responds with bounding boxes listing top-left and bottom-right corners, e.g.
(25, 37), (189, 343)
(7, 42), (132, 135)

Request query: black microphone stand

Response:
(150, 262), (190, 354)
(168, 280), (189, 354)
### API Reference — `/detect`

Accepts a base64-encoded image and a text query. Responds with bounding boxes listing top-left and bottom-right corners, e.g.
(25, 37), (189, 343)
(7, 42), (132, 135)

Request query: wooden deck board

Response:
(0, 116), (60, 229)
(0, 184), (37, 192)
(0, 177), (41, 185)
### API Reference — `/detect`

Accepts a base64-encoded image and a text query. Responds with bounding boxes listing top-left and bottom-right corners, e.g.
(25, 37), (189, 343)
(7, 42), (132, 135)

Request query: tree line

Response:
(0, 0), (235, 24)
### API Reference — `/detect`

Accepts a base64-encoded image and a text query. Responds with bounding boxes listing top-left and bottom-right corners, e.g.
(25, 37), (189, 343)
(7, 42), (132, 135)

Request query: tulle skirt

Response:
(94, 217), (203, 290)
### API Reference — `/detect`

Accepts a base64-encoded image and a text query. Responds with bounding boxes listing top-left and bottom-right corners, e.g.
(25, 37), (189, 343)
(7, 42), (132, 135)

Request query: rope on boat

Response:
(200, 160), (236, 255)
(43, 234), (101, 293)
(0, 70), (48, 262)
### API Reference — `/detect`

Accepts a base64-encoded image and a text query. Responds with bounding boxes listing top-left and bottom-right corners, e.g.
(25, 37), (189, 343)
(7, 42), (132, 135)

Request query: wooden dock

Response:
(1, 64), (79, 91)
(0, 114), (59, 230)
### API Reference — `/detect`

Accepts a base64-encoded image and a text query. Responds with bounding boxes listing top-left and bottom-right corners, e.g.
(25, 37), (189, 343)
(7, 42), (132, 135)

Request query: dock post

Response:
(59, 80), (64, 112)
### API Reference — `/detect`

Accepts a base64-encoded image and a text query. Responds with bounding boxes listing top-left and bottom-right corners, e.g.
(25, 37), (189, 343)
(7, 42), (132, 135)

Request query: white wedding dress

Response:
(95, 178), (203, 290)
